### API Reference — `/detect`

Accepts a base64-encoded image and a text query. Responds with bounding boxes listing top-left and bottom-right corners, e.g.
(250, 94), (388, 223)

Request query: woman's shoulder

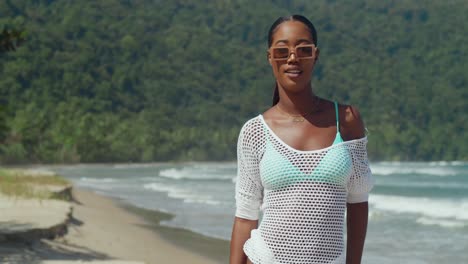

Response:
(240, 114), (263, 129)
(336, 102), (366, 141)
(238, 115), (264, 139)
(315, 98), (365, 139)
(237, 115), (267, 153)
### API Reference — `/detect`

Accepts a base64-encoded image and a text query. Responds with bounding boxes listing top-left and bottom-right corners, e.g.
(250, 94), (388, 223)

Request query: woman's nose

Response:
(287, 52), (298, 63)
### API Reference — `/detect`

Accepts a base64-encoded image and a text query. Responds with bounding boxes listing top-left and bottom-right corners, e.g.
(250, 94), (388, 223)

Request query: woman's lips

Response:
(285, 69), (302, 78)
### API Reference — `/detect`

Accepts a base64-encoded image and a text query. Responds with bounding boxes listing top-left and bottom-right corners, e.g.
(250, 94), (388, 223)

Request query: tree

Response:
(0, 27), (25, 154)
(0, 28), (25, 52)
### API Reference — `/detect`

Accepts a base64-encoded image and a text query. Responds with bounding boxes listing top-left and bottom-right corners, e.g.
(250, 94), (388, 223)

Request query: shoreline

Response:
(102, 190), (231, 263)
(69, 188), (230, 264)
(0, 166), (230, 263)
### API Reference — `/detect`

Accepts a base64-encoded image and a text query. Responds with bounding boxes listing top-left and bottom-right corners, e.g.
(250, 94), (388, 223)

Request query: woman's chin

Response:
(280, 79), (309, 92)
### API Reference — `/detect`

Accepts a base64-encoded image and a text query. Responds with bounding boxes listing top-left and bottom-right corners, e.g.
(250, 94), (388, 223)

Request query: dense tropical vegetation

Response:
(0, 0), (466, 163)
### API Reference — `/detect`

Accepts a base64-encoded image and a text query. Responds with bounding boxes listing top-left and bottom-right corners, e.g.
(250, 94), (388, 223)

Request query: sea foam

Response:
(370, 194), (468, 226)
(370, 164), (459, 176)
(159, 168), (233, 181)
(143, 182), (221, 205)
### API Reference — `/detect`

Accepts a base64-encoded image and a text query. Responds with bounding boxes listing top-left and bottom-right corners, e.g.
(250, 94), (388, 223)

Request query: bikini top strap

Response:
(334, 101), (339, 133)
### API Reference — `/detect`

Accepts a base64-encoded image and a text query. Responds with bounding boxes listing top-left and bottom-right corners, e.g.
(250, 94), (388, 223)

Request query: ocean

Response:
(45, 161), (468, 264)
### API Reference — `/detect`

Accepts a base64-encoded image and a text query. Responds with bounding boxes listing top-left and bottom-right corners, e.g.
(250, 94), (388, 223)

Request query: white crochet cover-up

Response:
(234, 115), (374, 264)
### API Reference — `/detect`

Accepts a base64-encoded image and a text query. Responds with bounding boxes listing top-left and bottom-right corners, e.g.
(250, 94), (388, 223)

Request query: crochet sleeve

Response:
(234, 121), (264, 220)
(346, 137), (374, 203)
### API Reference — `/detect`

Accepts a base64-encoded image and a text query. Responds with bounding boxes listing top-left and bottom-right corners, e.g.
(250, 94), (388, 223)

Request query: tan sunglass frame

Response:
(269, 44), (317, 60)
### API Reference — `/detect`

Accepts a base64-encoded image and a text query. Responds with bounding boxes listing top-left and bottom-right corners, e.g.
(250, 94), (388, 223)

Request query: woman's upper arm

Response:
(234, 120), (264, 221)
(341, 104), (374, 203)
(341, 104), (366, 140)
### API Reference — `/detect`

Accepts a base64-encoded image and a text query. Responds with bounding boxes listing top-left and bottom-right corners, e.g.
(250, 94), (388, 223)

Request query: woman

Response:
(230, 15), (374, 264)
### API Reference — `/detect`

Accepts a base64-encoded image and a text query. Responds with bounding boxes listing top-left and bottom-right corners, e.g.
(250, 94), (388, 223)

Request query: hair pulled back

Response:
(268, 15), (318, 106)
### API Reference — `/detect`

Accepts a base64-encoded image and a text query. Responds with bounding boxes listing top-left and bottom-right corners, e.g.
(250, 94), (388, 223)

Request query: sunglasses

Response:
(270, 44), (316, 60)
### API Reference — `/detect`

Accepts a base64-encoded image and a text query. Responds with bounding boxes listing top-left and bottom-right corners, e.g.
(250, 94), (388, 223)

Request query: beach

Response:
(0, 183), (229, 263)
(63, 188), (228, 263)
(49, 162), (468, 264)
(3, 161), (467, 264)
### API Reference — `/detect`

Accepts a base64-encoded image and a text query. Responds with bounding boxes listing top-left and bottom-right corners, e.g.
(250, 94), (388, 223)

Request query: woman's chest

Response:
(265, 121), (337, 152)
(259, 140), (353, 190)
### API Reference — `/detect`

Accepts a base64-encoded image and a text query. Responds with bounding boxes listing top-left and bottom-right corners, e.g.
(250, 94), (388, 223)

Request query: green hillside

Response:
(0, 0), (466, 163)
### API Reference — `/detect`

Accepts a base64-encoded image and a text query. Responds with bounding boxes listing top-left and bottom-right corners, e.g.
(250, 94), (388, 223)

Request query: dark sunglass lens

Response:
(297, 46), (313, 58)
(273, 47), (289, 59)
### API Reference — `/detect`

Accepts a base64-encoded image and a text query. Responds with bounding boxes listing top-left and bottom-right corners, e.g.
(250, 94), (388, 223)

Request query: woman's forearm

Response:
(230, 217), (258, 264)
(346, 202), (369, 264)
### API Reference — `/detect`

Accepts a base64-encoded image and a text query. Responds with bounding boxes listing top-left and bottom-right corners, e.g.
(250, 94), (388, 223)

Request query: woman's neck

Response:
(276, 83), (319, 115)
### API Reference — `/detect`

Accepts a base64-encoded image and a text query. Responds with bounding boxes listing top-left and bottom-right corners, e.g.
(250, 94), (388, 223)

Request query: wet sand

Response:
(64, 188), (230, 263)
(0, 188), (228, 263)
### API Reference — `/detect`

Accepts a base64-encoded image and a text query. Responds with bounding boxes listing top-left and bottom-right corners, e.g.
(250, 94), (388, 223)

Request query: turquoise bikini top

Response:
(259, 101), (353, 190)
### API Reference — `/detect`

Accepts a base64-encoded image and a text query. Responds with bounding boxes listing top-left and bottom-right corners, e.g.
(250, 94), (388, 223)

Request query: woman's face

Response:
(268, 21), (319, 92)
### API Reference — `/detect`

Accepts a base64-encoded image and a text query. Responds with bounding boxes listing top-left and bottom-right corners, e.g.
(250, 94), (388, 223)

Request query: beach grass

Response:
(0, 168), (70, 200)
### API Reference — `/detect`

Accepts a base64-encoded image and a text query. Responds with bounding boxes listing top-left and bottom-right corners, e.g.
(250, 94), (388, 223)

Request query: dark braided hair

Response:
(268, 15), (318, 106)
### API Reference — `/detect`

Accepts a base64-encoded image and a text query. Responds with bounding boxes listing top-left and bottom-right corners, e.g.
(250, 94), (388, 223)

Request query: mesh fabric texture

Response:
(235, 115), (374, 264)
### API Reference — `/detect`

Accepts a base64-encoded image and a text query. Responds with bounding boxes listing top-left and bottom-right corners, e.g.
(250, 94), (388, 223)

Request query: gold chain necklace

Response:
(275, 97), (321, 122)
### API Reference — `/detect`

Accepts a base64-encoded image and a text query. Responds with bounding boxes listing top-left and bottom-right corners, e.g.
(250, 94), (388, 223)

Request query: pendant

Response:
(292, 116), (305, 122)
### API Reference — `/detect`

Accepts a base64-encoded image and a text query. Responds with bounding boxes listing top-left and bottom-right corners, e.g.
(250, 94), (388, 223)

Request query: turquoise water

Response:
(45, 161), (468, 264)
